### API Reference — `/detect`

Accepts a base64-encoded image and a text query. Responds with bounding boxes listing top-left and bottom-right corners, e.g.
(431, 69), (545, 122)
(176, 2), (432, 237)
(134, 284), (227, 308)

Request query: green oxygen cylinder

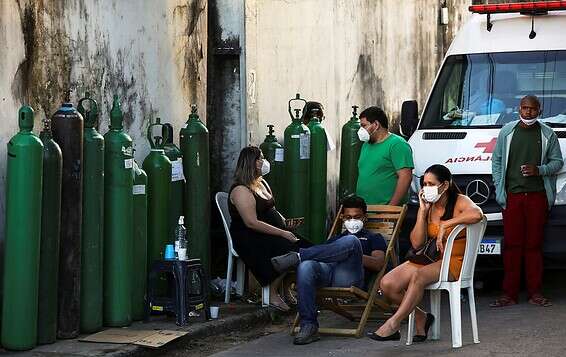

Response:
(179, 105), (210, 274)
(132, 160), (148, 321)
(162, 122), (184, 242)
(283, 94), (310, 239)
(338, 105), (362, 203)
(2, 106), (43, 351)
(103, 95), (134, 327)
(259, 125), (284, 201)
(37, 118), (62, 345)
(307, 110), (328, 244)
(78, 93), (104, 333)
(143, 118), (172, 270)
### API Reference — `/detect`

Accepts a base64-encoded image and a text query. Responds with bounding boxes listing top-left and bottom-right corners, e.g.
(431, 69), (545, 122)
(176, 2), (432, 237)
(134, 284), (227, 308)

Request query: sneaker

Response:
(293, 324), (320, 345)
(271, 252), (300, 273)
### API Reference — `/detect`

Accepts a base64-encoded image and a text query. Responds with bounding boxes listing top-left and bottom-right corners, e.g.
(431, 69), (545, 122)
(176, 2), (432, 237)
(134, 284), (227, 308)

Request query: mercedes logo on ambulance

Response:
(465, 180), (490, 205)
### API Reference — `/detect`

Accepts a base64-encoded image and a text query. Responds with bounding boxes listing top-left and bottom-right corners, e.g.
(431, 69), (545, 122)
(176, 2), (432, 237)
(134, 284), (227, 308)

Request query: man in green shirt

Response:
(355, 106), (414, 205)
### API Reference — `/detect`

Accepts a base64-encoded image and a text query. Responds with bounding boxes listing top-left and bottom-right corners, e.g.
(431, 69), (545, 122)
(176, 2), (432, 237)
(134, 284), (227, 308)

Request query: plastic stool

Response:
(146, 258), (210, 326)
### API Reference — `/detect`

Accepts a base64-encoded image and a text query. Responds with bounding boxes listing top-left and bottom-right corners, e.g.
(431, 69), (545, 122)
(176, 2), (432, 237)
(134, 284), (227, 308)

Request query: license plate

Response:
(478, 239), (500, 255)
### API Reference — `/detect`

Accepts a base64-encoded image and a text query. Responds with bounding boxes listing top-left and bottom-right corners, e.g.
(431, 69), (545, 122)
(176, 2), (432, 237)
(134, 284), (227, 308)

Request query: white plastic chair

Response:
(406, 216), (487, 348)
(215, 192), (270, 306)
(215, 192), (246, 303)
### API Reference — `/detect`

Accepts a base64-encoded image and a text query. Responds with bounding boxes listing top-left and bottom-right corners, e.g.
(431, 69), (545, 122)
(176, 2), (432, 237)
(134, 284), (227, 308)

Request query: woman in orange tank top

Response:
(368, 164), (483, 342)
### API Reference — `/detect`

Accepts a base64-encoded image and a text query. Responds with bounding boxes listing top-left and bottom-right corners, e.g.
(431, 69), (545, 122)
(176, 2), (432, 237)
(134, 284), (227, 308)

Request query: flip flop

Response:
(528, 294), (552, 307)
(490, 295), (517, 308)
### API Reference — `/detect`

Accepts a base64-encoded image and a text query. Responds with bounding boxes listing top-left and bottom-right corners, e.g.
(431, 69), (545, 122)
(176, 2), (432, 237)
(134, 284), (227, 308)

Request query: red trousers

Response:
(502, 191), (548, 300)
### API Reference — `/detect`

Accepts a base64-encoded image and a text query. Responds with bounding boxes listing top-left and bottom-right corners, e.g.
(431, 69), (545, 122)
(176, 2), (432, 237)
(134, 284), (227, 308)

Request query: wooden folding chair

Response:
(290, 204), (408, 337)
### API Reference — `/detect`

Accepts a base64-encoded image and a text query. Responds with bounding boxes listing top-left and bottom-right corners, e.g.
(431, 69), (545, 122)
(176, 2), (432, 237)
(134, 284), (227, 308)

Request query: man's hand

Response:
(521, 164), (539, 177)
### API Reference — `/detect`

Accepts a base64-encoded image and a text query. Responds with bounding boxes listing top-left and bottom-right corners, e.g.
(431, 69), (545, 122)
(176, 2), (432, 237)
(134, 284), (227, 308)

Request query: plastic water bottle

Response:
(175, 216), (188, 261)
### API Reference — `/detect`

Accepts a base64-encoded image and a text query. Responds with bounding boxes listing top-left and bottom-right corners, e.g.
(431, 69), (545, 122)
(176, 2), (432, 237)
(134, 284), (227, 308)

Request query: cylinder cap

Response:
(78, 92), (99, 128)
(110, 95), (123, 130)
(18, 105), (35, 131)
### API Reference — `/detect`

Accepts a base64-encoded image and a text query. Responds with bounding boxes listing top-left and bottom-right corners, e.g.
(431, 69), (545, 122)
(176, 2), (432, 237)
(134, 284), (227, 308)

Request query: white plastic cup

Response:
(210, 306), (219, 319)
(178, 248), (187, 261)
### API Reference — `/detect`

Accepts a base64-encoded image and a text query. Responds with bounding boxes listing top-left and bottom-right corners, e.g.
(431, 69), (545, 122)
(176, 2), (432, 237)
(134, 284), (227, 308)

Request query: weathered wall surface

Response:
(245, 0), (471, 212)
(0, 0), (207, 239)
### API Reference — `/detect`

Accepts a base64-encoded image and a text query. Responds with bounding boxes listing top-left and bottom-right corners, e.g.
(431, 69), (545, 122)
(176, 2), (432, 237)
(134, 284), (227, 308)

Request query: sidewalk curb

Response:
(111, 307), (273, 357)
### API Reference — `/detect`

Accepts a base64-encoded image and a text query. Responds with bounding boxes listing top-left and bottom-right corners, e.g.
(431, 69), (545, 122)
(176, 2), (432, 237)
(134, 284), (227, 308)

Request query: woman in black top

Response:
(229, 146), (309, 311)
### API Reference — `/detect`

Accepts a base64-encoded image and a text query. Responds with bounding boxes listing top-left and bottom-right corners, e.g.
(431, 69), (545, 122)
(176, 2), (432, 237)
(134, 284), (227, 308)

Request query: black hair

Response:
(521, 95), (541, 108)
(359, 106), (388, 129)
(420, 164), (461, 221)
(341, 195), (367, 214)
(302, 101), (324, 125)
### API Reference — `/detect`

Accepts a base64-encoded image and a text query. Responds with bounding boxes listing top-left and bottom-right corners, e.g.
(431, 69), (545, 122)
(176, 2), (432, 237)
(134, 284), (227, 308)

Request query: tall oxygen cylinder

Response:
(180, 105), (210, 274)
(51, 99), (84, 339)
(338, 105), (362, 203)
(143, 118), (172, 270)
(283, 94), (310, 239)
(307, 110), (327, 244)
(37, 118), (62, 345)
(1, 106), (43, 351)
(78, 93), (104, 333)
(104, 95), (134, 327)
(162, 122), (184, 241)
(132, 161), (148, 321)
(259, 125), (284, 201)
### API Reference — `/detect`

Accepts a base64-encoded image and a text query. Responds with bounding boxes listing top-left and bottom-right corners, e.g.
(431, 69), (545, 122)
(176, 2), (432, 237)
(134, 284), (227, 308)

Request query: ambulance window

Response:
(420, 50), (566, 129)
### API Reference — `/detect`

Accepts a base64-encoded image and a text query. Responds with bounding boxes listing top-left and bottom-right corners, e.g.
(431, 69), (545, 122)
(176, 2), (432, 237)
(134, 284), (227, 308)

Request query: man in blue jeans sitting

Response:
(271, 195), (387, 345)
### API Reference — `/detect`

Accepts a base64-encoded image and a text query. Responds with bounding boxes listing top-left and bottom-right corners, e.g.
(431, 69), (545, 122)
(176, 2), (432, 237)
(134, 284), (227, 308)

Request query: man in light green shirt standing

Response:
(355, 106), (414, 205)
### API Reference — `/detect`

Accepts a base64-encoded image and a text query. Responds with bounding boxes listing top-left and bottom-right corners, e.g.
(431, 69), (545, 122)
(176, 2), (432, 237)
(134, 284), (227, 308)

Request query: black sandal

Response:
(413, 313), (435, 342)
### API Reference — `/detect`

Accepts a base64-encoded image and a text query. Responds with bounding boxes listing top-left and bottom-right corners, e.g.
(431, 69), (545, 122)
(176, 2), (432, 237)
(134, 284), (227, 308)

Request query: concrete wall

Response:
(244, 0), (472, 214)
(0, 0), (207, 237)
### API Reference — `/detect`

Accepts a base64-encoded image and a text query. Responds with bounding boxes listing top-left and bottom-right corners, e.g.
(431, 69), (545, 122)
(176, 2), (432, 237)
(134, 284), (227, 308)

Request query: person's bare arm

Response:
(230, 186), (297, 241)
(436, 194), (483, 253)
(363, 250), (385, 272)
(388, 168), (412, 206)
(410, 190), (430, 249)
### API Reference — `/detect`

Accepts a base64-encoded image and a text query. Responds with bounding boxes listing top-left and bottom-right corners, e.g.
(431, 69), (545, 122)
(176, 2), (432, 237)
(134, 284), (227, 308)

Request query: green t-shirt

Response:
(356, 133), (414, 205)
(506, 123), (545, 193)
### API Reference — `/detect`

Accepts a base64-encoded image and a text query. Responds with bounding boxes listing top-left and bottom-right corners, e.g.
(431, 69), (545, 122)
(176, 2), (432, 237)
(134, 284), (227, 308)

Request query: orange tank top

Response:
(428, 222), (466, 280)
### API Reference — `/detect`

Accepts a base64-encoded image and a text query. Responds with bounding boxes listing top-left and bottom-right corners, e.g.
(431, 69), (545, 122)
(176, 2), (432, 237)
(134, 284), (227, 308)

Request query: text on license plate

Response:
(478, 239), (500, 255)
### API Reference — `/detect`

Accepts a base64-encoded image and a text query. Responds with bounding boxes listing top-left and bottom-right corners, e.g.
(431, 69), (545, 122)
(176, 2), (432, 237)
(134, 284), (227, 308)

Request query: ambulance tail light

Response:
(469, 1), (566, 14)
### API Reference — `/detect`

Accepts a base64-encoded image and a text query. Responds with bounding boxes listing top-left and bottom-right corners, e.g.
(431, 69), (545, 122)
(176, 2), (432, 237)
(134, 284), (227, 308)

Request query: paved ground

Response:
(209, 283), (566, 357)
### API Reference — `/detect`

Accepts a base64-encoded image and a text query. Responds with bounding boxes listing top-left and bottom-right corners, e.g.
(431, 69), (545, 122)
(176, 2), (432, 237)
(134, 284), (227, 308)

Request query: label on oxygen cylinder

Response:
(124, 158), (133, 169)
(171, 159), (185, 182)
(299, 133), (310, 159)
(133, 185), (146, 195)
(275, 148), (284, 162)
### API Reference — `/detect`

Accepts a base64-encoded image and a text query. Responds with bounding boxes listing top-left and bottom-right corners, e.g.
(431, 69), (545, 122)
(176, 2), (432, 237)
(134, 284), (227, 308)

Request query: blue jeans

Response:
(296, 235), (364, 327)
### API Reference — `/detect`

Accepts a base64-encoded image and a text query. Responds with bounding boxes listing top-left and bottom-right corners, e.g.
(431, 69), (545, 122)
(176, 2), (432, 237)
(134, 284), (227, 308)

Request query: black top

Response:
(228, 180), (286, 231)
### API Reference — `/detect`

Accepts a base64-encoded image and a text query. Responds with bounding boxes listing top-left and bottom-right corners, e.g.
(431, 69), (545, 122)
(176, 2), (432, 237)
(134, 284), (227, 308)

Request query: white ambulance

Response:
(400, 2), (566, 267)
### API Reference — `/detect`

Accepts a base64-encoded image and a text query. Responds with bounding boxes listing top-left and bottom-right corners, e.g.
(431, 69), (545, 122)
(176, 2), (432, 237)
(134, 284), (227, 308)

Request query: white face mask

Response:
(422, 185), (444, 203)
(520, 115), (538, 126)
(344, 219), (364, 234)
(357, 127), (370, 142)
(261, 159), (270, 176)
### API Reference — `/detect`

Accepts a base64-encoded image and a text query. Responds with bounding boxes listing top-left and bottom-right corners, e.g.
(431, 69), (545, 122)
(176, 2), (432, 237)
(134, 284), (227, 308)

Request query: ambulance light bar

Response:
(469, 1), (566, 14)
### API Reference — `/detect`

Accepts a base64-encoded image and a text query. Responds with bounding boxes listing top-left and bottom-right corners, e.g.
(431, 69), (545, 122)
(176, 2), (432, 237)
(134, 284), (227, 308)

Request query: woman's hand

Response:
(282, 230), (299, 243)
(419, 188), (432, 212)
(436, 223), (446, 254)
